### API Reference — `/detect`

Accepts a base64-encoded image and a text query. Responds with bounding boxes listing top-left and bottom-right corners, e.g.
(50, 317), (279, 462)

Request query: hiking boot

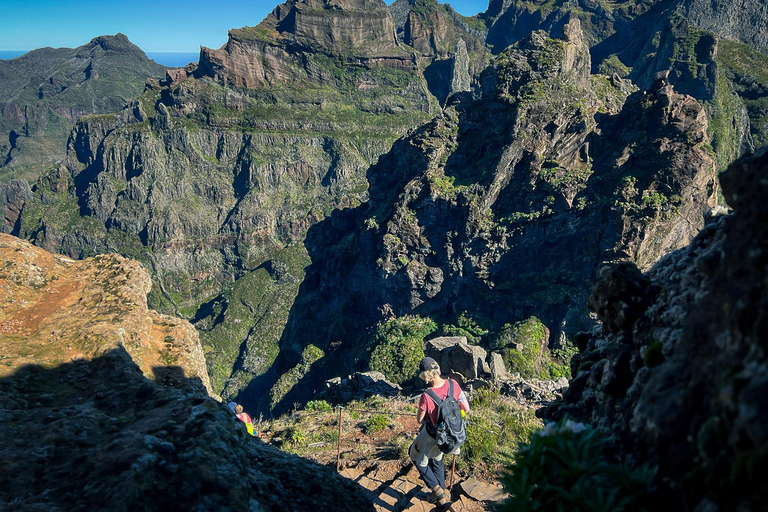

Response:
(426, 485), (445, 504)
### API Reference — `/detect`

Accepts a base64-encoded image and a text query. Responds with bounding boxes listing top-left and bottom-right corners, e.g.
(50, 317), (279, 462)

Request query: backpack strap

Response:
(425, 388), (443, 407)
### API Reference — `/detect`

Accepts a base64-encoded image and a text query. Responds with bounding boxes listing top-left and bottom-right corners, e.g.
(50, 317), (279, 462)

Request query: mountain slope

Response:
(0, 34), (167, 183)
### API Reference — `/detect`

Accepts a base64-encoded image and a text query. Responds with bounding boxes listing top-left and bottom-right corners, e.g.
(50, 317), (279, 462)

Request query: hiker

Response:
(232, 403), (257, 436)
(409, 357), (469, 511)
(227, 402), (256, 436)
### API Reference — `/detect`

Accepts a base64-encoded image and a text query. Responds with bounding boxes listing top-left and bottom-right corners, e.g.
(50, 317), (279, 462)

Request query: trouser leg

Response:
(429, 456), (445, 489)
(415, 457), (441, 489)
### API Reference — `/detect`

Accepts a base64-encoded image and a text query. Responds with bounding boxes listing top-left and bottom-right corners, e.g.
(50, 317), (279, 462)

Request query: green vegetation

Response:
(490, 317), (574, 380)
(439, 311), (489, 344)
(363, 414), (389, 434)
(499, 418), (657, 511)
(716, 39), (768, 157)
(200, 243), (311, 396)
(459, 388), (542, 473)
(270, 344), (325, 409)
(305, 400), (333, 413)
(368, 315), (438, 384)
(597, 54), (631, 78)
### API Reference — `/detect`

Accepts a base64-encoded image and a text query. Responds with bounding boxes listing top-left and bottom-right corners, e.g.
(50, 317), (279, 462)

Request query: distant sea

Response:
(0, 50), (198, 68)
(146, 52), (199, 68)
(0, 51), (26, 60)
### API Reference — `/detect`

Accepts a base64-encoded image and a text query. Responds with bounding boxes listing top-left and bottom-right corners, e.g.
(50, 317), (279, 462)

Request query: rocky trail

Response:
(257, 405), (509, 512)
(340, 461), (505, 512)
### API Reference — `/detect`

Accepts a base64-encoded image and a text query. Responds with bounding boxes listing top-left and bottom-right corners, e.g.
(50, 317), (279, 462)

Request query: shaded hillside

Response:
(0, 34), (167, 183)
(246, 21), (717, 414)
(0, 346), (374, 512)
(0, 232), (210, 393)
(543, 147), (768, 511)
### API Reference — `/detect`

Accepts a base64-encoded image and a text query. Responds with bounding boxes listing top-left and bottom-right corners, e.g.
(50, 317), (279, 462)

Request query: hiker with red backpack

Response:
(409, 357), (469, 511)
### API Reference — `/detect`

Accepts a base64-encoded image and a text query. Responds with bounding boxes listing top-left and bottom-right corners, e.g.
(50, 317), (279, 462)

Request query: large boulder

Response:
(425, 336), (490, 380)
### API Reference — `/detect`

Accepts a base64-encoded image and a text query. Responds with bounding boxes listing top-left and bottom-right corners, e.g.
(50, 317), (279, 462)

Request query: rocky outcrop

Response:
(544, 147), (768, 511)
(0, 346), (374, 511)
(199, 0), (417, 88)
(0, 34), (166, 183)
(0, 233), (211, 393)
(681, 0), (768, 54)
(425, 336), (490, 381)
(323, 371), (402, 402)
(266, 20), (717, 412)
(395, 0), (489, 102)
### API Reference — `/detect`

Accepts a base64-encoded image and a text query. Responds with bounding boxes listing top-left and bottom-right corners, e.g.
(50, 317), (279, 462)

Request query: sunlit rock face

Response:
(199, 0), (416, 88)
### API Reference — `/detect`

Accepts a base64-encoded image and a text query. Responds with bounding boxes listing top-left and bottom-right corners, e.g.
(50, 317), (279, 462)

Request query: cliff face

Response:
(0, 34), (167, 183)
(260, 21), (716, 412)
(545, 147), (768, 511)
(0, 346), (374, 512)
(198, 0), (416, 88)
(0, 232), (211, 393)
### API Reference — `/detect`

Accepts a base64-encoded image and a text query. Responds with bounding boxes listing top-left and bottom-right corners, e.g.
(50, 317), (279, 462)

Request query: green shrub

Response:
(440, 311), (490, 344)
(305, 400), (332, 413)
(363, 414), (389, 434)
(285, 427), (306, 446)
(368, 315), (438, 384)
(499, 419), (657, 512)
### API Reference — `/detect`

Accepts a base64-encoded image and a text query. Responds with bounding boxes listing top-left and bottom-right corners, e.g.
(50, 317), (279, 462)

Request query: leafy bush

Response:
(457, 389), (541, 474)
(305, 400), (332, 413)
(440, 311), (489, 344)
(491, 317), (576, 379)
(369, 315), (438, 384)
(499, 419), (657, 512)
(285, 427), (306, 446)
(363, 414), (389, 434)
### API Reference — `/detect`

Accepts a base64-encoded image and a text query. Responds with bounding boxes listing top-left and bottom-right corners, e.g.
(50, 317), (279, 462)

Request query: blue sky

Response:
(0, 0), (491, 53)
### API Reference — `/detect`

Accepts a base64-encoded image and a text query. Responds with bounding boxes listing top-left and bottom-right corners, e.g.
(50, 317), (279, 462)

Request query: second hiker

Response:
(234, 404), (257, 436)
(409, 357), (469, 511)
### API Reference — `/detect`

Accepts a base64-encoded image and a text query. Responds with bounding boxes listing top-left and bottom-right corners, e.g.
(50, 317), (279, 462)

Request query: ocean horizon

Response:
(146, 52), (199, 68)
(0, 51), (26, 60)
(0, 50), (198, 68)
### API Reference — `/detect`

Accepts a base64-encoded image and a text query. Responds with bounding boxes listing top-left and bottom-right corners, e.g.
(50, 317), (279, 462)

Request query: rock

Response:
(0, 347), (374, 511)
(488, 352), (507, 381)
(543, 147), (768, 510)
(450, 39), (471, 95)
(199, 0), (416, 88)
(322, 371), (402, 403)
(0, 233), (212, 394)
(0, 179), (32, 234)
(459, 476), (508, 502)
(425, 337), (489, 380)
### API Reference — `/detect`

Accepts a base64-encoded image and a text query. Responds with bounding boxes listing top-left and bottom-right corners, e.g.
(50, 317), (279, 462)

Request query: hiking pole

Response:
(449, 454), (456, 489)
(336, 406), (343, 472)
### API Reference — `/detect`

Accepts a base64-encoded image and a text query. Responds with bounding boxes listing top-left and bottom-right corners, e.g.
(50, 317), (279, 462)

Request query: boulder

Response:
(323, 371), (402, 403)
(425, 336), (489, 380)
(488, 352), (507, 381)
